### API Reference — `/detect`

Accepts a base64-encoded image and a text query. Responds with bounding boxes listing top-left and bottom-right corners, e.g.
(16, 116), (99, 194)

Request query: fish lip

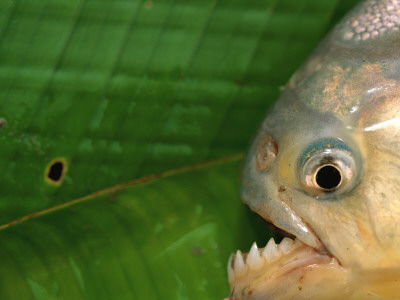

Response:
(251, 208), (337, 261)
(299, 220), (336, 259)
(275, 215), (340, 265)
(275, 193), (339, 262)
(244, 190), (339, 263)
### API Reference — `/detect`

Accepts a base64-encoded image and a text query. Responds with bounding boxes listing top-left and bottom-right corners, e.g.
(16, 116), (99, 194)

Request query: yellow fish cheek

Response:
(276, 143), (300, 190)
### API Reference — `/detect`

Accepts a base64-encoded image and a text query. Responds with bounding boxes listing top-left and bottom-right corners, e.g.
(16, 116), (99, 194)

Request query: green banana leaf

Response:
(0, 0), (359, 298)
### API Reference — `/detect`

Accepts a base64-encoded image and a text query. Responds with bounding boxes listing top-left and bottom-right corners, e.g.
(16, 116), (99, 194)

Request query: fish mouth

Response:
(227, 223), (342, 299)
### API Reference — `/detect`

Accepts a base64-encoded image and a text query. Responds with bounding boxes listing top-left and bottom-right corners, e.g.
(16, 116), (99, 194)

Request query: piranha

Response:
(227, 0), (400, 299)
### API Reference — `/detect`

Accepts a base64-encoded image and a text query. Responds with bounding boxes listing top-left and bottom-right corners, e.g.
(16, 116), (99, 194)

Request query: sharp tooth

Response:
(227, 254), (235, 283)
(279, 237), (295, 254)
(234, 250), (248, 276)
(262, 237), (280, 261)
(247, 242), (264, 270)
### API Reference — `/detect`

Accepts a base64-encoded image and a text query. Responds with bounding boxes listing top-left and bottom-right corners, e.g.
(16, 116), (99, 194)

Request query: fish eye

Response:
(298, 138), (359, 195)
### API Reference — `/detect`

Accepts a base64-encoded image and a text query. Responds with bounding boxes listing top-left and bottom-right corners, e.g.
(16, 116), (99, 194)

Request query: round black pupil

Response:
(316, 165), (341, 190)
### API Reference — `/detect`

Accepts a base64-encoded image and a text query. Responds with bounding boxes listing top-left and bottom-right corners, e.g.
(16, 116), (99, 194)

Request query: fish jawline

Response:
(227, 237), (345, 299)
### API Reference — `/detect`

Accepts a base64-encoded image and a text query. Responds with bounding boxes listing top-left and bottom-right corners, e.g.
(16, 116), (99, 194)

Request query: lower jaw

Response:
(228, 237), (347, 300)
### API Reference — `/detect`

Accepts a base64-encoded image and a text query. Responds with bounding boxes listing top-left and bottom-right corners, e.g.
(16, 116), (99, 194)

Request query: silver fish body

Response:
(229, 0), (400, 299)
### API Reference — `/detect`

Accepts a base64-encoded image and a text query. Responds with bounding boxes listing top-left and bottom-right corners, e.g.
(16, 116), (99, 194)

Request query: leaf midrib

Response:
(0, 153), (243, 231)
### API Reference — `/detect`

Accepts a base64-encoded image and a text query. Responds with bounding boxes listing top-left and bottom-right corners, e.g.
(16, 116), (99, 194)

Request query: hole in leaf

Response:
(316, 165), (341, 190)
(48, 162), (63, 181)
(45, 158), (67, 185)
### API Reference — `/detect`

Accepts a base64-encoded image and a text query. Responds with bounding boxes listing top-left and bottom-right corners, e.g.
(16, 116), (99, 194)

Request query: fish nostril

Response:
(256, 135), (278, 170)
(315, 165), (342, 190)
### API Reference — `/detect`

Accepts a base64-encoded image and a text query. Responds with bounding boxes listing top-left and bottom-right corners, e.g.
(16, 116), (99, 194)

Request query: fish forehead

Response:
(286, 0), (400, 121)
(293, 61), (397, 118)
(289, 40), (400, 124)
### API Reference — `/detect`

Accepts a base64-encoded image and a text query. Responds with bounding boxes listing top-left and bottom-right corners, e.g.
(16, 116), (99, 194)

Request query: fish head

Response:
(230, 0), (400, 298)
(242, 58), (400, 269)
